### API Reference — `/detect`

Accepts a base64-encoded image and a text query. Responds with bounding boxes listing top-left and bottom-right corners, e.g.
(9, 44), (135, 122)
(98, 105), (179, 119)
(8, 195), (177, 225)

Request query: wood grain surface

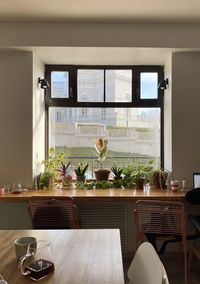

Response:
(0, 229), (124, 284)
(0, 188), (185, 202)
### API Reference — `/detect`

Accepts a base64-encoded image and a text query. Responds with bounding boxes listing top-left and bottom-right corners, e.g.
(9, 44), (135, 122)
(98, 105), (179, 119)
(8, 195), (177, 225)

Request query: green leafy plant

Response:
(120, 178), (135, 189)
(42, 147), (64, 179)
(122, 161), (154, 189)
(74, 162), (88, 177)
(57, 161), (71, 177)
(76, 179), (135, 190)
(93, 138), (108, 169)
(149, 169), (169, 189)
(111, 164), (123, 179)
(122, 165), (134, 178)
(37, 172), (51, 189)
(38, 147), (65, 189)
(132, 160), (154, 182)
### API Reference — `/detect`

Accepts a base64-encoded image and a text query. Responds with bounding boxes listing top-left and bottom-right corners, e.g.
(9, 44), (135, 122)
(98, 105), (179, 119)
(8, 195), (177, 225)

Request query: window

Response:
(45, 65), (164, 173)
(102, 108), (106, 120)
(81, 108), (87, 117)
(78, 70), (104, 102)
(140, 72), (158, 99)
(51, 71), (69, 98)
(105, 70), (132, 102)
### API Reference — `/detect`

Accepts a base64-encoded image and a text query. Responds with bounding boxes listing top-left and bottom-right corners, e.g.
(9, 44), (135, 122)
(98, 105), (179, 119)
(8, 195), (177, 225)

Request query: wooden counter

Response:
(0, 187), (186, 202)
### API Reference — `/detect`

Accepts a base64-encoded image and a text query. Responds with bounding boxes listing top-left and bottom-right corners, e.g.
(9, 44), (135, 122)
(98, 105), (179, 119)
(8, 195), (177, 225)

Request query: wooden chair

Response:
(134, 200), (187, 284)
(28, 196), (80, 229)
(127, 242), (169, 284)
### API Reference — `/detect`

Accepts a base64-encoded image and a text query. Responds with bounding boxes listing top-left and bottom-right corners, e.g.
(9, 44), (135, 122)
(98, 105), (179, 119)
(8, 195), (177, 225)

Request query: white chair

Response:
(127, 242), (169, 284)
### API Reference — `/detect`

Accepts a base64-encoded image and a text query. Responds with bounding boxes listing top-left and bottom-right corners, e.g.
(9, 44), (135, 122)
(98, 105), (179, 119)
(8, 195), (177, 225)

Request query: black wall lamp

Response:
(158, 78), (169, 90)
(38, 77), (49, 89)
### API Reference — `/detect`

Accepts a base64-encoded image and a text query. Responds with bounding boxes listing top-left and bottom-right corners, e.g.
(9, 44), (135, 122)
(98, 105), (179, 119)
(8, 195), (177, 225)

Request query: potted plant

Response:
(57, 161), (72, 189)
(149, 169), (169, 189)
(121, 165), (135, 188)
(93, 138), (110, 181)
(132, 160), (154, 189)
(74, 162), (88, 182)
(38, 147), (64, 189)
(111, 164), (123, 180)
(122, 164), (134, 178)
(37, 172), (51, 190)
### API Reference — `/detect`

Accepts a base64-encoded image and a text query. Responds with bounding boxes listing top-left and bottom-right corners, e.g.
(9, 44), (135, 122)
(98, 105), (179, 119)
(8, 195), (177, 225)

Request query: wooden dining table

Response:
(0, 229), (125, 284)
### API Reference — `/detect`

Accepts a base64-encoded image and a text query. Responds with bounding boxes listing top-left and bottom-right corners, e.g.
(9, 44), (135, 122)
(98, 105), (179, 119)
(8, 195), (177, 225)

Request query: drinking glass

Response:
(11, 183), (22, 194)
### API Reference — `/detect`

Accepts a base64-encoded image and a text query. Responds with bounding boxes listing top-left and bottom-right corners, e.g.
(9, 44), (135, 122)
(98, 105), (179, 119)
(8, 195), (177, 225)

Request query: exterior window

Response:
(81, 108), (87, 117)
(51, 71), (69, 98)
(45, 65), (164, 171)
(105, 70), (132, 102)
(78, 70), (104, 102)
(49, 107), (161, 177)
(77, 68), (132, 103)
(56, 111), (62, 122)
(102, 108), (106, 120)
(140, 72), (158, 99)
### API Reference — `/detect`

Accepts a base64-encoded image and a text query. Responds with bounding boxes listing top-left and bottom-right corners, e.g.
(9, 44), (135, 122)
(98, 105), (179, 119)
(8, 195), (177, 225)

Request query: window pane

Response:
(49, 107), (160, 178)
(106, 70), (132, 102)
(51, 71), (69, 98)
(140, 73), (158, 99)
(77, 70), (104, 102)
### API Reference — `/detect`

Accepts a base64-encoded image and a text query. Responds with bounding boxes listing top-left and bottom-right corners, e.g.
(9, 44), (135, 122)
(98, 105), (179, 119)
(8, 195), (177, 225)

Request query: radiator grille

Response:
(78, 202), (128, 253)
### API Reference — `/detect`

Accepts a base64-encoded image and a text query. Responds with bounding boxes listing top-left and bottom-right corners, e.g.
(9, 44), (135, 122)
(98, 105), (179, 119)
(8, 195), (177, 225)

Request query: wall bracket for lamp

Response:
(158, 78), (168, 90)
(38, 77), (49, 89)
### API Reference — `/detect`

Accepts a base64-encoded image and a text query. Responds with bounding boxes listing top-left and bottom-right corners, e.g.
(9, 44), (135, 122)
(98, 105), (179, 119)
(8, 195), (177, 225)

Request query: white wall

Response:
(0, 51), (33, 187)
(32, 54), (45, 178)
(172, 52), (200, 187)
(0, 22), (200, 48)
(164, 54), (172, 172)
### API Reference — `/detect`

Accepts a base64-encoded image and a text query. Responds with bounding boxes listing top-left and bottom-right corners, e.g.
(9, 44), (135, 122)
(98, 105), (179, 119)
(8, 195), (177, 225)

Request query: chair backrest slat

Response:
(135, 200), (185, 237)
(28, 196), (79, 229)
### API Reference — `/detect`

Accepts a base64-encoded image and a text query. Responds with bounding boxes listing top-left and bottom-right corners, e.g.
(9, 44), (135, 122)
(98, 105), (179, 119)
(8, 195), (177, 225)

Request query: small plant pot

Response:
(135, 177), (145, 190)
(62, 175), (73, 189)
(49, 178), (56, 190)
(94, 169), (110, 182)
(114, 176), (122, 181)
(76, 175), (86, 183)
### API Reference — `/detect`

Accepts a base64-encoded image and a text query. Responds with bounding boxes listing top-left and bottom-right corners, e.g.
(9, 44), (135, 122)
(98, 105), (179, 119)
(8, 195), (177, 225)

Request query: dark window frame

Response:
(45, 65), (164, 167)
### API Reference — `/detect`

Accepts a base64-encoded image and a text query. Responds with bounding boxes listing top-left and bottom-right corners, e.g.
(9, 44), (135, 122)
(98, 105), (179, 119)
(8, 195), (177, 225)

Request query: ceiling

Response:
(0, 0), (200, 23)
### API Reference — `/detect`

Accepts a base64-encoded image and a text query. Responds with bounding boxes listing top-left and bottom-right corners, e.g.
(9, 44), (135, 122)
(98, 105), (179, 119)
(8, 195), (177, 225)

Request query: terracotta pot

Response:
(135, 177), (145, 190)
(94, 169), (110, 182)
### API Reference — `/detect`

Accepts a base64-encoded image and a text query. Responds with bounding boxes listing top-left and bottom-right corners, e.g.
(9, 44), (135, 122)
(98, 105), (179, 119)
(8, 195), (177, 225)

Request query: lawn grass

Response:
(56, 146), (147, 158)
